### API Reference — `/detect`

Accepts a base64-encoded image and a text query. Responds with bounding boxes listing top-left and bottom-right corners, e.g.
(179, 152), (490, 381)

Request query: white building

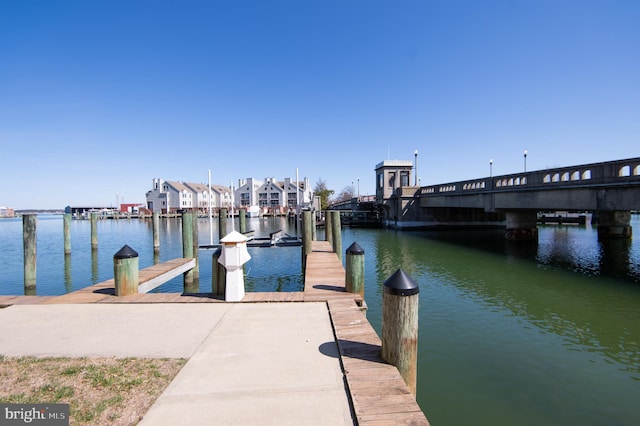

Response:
(146, 176), (313, 215)
(146, 179), (231, 213)
(253, 176), (313, 212)
(236, 178), (263, 208)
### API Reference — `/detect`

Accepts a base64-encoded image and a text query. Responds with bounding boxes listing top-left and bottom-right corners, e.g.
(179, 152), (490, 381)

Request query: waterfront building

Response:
(236, 178), (263, 217)
(146, 176), (312, 215)
(184, 182), (232, 212)
(254, 176), (313, 214)
(146, 179), (232, 214)
(0, 206), (15, 218)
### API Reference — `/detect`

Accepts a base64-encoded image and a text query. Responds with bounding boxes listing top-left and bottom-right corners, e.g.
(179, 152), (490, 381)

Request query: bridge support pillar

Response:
(597, 211), (632, 239)
(505, 211), (538, 241)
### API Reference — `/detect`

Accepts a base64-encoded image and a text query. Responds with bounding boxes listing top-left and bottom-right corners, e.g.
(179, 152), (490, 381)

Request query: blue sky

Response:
(1, 0), (638, 209)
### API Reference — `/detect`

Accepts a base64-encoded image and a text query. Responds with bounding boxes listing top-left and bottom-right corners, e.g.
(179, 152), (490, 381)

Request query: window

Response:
(378, 173), (383, 188)
(401, 172), (409, 187)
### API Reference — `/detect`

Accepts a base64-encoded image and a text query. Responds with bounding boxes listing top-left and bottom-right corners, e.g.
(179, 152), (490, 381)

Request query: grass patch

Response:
(0, 356), (186, 425)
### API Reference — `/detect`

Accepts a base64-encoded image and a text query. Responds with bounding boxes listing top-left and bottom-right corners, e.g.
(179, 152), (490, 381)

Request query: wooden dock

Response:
(0, 240), (429, 425)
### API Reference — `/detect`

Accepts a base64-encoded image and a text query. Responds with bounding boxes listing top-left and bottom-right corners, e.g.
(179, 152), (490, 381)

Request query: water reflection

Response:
(359, 223), (640, 425)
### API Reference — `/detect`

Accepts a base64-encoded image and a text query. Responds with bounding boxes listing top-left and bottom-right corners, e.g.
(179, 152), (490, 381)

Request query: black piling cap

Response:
(346, 242), (365, 255)
(383, 269), (419, 296)
(114, 245), (138, 259)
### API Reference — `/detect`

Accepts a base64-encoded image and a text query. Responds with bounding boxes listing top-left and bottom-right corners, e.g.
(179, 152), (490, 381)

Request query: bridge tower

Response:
(375, 160), (415, 202)
(375, 160), (419, 225)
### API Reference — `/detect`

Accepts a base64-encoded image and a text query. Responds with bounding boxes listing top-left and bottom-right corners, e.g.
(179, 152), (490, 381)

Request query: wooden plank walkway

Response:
(328, 299), (429, 425)
(138, 258), (196, 293)
(304, 241), (429, 425)
(304, 240), (364, 304)
(38, 258), (196, 304)
(0, 240), (430, 424)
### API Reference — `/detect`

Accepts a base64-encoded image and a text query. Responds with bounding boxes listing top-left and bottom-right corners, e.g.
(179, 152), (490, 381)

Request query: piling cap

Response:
(383, 269), (419, 296)
(346, 242), (365, 255)
(114, 245), (138, 259)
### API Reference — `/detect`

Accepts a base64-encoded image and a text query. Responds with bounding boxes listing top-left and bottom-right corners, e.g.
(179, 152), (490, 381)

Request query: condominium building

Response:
(145, 176), (313, 214)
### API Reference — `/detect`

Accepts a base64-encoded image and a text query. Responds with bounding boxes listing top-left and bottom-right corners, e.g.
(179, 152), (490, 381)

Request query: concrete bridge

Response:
(376, 157), (640, 240)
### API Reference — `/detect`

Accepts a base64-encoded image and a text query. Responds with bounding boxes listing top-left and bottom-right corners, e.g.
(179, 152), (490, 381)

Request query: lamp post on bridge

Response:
(524, 150), (528, 172)
(489, 159), (493, 177)
(357, 177), (360, 200)
(414, 150), (418, 186)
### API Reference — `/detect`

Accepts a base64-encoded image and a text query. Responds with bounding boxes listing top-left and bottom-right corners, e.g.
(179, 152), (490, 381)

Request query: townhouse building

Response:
(145, 179), (232, 214)
(254, 177), (313, 211)
(146, 176), (313, 214)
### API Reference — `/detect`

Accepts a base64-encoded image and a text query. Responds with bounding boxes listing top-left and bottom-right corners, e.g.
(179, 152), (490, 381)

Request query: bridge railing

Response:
(420, 157), (640, 196)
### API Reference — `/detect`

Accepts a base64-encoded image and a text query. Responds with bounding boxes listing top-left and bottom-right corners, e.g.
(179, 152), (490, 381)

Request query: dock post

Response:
(239, 209), (246, 234)
(113, 245), (138, 296)
(192, 211), (200, 280)
(312, 212), (317, 241)
(302, 211), (313, 268)
(325, 210), (333, 246)
(381, 269), (419, 397)
(152, 212), (160, 256)
(22, 214), (37, 294)
(345, 242), (365, 297)
(182, 212), (195, 287)
(90, 212), (98, 250)
(331, 211), (342, 261)
(219, 208), (228, 240)
(212, 247), (226, 297)
(63, 213), (71, 255)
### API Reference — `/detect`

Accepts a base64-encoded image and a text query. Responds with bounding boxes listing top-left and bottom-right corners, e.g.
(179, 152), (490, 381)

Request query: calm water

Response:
(1, 214), (640, 425)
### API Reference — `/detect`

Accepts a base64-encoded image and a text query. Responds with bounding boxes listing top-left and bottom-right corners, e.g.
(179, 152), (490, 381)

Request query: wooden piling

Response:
(345, 242), (365, 297)
(113, 245), (139, 296)
(152, 212), (160, 255)
(192, 211), (200, 280)
(219, 208), (228, 240)
(90, 212), (98, 250)
(302, 211), (313, 268)
(212, 247), (226, 296)
(63, 213), (71, 255)
(331, 211), (342, 261)
(325, 210), (333, 246)
(239, 209), (246, 234)
(381, 269), (419, 397)
(182, 212), (194, 286)
(22, 214), (37, 294)
(312, 212), (317, 241)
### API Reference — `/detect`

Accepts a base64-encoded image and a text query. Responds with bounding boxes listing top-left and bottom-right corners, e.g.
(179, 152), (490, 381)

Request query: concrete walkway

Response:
(0, 303), (354, 425)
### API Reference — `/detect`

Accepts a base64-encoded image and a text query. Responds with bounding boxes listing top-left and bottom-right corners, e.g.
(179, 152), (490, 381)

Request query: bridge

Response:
(375, 157), (640, 240)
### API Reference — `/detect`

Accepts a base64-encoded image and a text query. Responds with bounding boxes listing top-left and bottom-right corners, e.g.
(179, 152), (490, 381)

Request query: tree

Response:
(313, 178), (334, 211)
(335, 185), (354, 203)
